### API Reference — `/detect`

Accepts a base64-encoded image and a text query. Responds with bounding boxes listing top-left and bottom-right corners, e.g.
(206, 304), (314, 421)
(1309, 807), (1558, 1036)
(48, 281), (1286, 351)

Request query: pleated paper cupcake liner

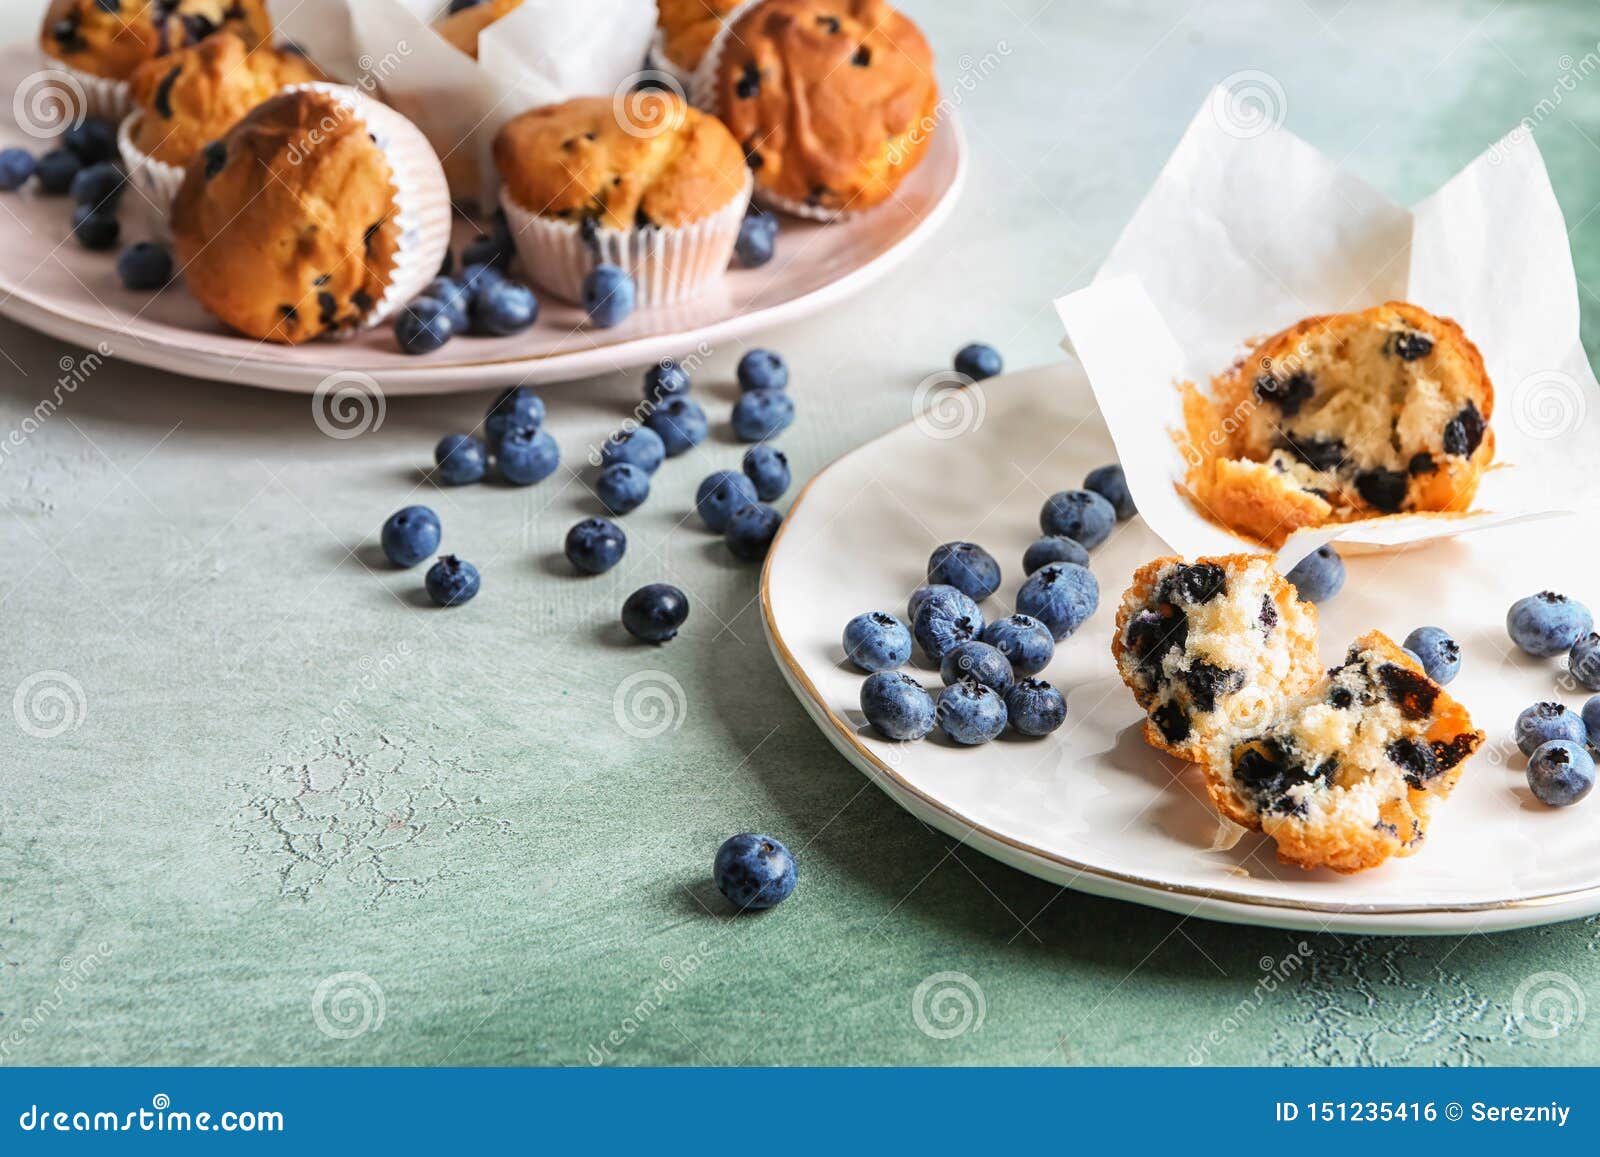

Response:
(38, 58), (135, 126)
(116, 111), (185, 240)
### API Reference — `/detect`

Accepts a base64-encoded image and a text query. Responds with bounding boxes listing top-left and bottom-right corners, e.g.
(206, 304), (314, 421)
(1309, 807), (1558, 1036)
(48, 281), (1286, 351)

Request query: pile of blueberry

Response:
(1506, 590), (1599, 807)
(847, 461), (1134, 746)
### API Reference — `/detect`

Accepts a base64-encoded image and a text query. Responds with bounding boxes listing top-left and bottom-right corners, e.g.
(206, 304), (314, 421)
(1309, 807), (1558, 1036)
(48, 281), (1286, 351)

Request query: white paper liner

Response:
(500, 170), (752, 308)
(116, 111), (185, 240)
(39, 57), (134, 125)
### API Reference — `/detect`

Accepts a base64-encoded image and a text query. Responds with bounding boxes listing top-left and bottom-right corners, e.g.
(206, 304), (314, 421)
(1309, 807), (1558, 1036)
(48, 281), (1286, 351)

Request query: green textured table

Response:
(5, 0), (1600, 1066)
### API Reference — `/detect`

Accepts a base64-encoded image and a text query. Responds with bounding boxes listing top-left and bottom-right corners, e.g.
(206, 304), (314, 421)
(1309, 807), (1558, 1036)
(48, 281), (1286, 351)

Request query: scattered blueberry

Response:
(497, 425), (560, 485)
(424, 554), (480, 606)
(725, 503), (782, 561)
(741, 444), (790, 501)
(911, 596), (983, 663)
(1005, 677), (1067, 736)
(600, 426), (666, 475)
(1084, 463), (1135, 521)
(954, 342), (1002, 382)
(34, 148), (83, 196)
(713, 833), (797, 910)
(68, 161), (123, 211)
(731, 389), (795, 441)
(1514, 701), (1588, 756)
(645, 396), (709, 456)
(1402, 627), (1461, 685)
(936, 680), (1008, 744)
(434, 433), (487, 485)
(622, 582), (689, 642)
(843, 611), (913, 672)
(733, 209), (779, 267)
(0, 147), (36, 191)
(458, 262), (505, 297)
(564, 517), (626, 575)
(1527, 739), (1595, 807)
(981, 614), (1054, 677)
(395, 296), (456, 354)
(1016, 562), (1099, 641)
(1571, 633), (1600, 692)
(1583, 695), (1600, 745)
(483, 386), (545, 448)
(644, 360), (691, 401)
(470, 280), (538, 336)
(63, 120), (117, 164)
(422, 277), (469, 330)
(70, 204), (118, 250)
(737, 349), (788, 392)
(1039, 489), (1115, 549)
(1023, 535), (1089, 575)
(116, 241), (172, 290)
(1507, 592), (1593, 658)
(695, 470), (759, 532)
(1284, 545), (1345, 604)
(926, 541), (1001, 602)
(939, 640), (1014, 693)
(461, 230), (510, 271)
(595, 461), (651, 514)
(380, 505), (440, 567)
(908, 584), (982, 632)
(582, 263), (636, 327)
(860, 671), (937, 740)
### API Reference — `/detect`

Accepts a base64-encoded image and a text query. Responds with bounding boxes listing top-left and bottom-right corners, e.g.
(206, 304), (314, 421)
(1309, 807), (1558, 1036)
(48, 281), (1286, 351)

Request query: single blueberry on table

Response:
(1571, 633), (1600, 692)
(954, 342), (1002, 382)
(434, 433), (487, 485)
(1005, 677), (1067, 737)
(737, 348), (788, 392)
(939, 640), (1015, 694)
(981, 614), (1055, 677)
(595, 461), (651, 514)
(644, 359), (691, 401)
(742, 444), (790, 501)
(483, 385), (545, 448)
(582, 263), (636, 328)
(497, 425), (560, 485)
(731, 389), (795, 442)
(425, 555), (480, 607)
(695, 470), (759, 532)
(1284, 545), (1345, 604)
(907, 584), (982, 634)
(1583, 695), (1600, 746)
(470, 280), (538, 336)
(1507, 591), (1593, 658)
(564, 517), (626, 575)
(926, 541), (1001, 602)
(622, 582), (690, 642)
(1023, 535), (1089, 576)
(600, 426), (666, 475)
(1402, 626), (1461, 685)
(857, 672), (935, 742)
(34, 148), (83, 196)
(912, 598), (982, 663)
(936, 680), (1008, 745)
(725, 503), (782, 561)
(70, 204), (118, 251)
(713, 833), (797, 910)
(733, 209), (778, 268)
(1084, 463), (1135, 521)
(116, 241), (172, 290)
(69, 161), (123, 211)
(843, 611), (913, 673)
(380, 505), (440, 568)
(1016, 562), (1099, 641)
(0, 147), (36, 191)
(645, 396), (708, 456)
(1039, 489), (1115, 549)
(1527, 740), (1596, 808)
(1514, 701), (1588, 756)
(63, 120), (118, 164)
(423, 277), (467, 330)
(396, 296), (456, 354)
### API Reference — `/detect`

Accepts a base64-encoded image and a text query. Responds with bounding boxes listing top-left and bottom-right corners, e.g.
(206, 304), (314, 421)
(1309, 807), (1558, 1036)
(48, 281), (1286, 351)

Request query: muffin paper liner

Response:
(40, 57), (134, 125)
(500, 170), (753, 308)
(116, 111), (184, 240)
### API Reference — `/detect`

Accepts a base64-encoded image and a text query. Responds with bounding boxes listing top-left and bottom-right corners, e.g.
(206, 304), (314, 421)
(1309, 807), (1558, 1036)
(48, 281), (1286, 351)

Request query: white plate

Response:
(0, 44), (964, 394)
(761, 363), (1600, 935)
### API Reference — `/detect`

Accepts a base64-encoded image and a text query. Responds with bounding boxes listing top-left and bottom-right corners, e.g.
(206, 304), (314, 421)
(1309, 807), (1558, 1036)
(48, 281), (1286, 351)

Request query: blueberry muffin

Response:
(1181, 303), (1495, 547)
(656, 0), (744, 72)
(1114, 554), (1484, 873)
(712, 0), (938, 215)
(433, 0), (525, 60)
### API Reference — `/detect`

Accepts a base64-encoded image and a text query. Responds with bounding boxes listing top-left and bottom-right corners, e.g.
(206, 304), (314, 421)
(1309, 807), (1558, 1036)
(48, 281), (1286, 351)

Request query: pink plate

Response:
(0, 43), (965, 395)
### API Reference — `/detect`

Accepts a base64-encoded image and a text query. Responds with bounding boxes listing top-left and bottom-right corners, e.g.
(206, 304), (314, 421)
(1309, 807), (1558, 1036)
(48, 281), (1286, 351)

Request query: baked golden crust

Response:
(495, 94), (748, 232)
(657, 0), (742, 70)
(433, 0), (524, 60)
(171, 89), (401, 345)
(41, 0), (273, 80)
(714, 0), (938, 213)
(129, 34), (322, 165)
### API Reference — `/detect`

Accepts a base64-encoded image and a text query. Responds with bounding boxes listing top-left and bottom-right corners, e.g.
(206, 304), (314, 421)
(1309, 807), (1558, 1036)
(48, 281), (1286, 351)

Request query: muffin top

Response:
(129, 34), (322, 165)
(434, 0), (525, 60)
(495, 93), (747, 232)
(714, 0), (938, 213)
(171, 87), (403, 345)
(40, 0), (274, 81)
(656, 0), (743, 71)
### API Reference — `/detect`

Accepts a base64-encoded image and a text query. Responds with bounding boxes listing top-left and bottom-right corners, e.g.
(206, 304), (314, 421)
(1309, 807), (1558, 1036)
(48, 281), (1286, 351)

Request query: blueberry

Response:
(1402, 626), (1461, 685)
(695, 470), (758, 532)
(1390, 330), (1434, 360)
(1284, 545), (1345, 603)
(380, 505), (440, 567)
(742, 444), (790, 501)
(63, 120), (117, 164)
(424, 554), (480, 606)
(926, 541), (1001, 602)
(565, 517), (626, 575)
(936, 680), (1008, 744)
(1354, 469), (1408, 514)
(733, 209), (778, 268)
(1570, 633), (1600, 692)
(954, 342), (1002, 382)
(713, 833), (797, 910)
(497, 425), (560, 485)
(68, 161), (123, 211)
(622, 582), (689, 642)
(458, 262), (505, 297)
(0, 147), (36, 191)
(396, 296), (456, 354)
(725, 503), (781, 561)
(731, 389), (795, 441)
(470, 280), (538, 336)
(34, 148), (82, 195)
(434, 433), (487, 485)
(645, 396), (708, 456)
(1039, 489), (1115, 549)
(422, 277), (469, 330)
(1583, 695), (1600, 746)
(1527, 740), (1596, 808)
(600, 426), (666, 475)
(912, 598), (982, 663)
(1083, 463), (1135, 520)
(582, 263), (636, 327)
(1159, 563), (1226, 606)
(1507, 591), (1593, 658)
(461, 230), (510, 271)
(939, 640), (1014, 693)
(1252, 371), (1314, 415)
(70, 205), (118, 251)
(1442, 402), (1486, 457)
(908, 584), (982, 633)
(1005, 677), (1067, 736)
(980, 614), (1054, 677)
(644, 360), (691, 401)
(860, 671), (937, 740)
(116, 241), (172, 290)
(595, 461), (651, 514)
(1016, 562), (1098, 641)
(737, 348), (788, 392)
(1022, 535), (1089, 575)
(483, 386), (545, 448)
(843, 611), (913, 672)
(1514, 701), (1588, 756)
